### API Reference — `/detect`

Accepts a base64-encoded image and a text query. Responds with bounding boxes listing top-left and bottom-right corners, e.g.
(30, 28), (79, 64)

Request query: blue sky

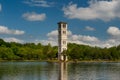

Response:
(0, 0), (120, 47)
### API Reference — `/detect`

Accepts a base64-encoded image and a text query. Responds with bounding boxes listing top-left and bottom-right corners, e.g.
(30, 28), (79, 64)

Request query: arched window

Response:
(63, 24), (66, 28)
(63, 41), (66, 45)
(63, 31), (66, 34)
(63, 48), (66, 51)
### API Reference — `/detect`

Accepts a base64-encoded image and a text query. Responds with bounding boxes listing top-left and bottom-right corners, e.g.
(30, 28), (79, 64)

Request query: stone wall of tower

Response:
(58, 22), (67, 61)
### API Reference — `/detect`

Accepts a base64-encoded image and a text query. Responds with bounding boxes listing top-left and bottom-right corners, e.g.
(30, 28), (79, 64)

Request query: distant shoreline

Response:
(0, 60), (120, 62)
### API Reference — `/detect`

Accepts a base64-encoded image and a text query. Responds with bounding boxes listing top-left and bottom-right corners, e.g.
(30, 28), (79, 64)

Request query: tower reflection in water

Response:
(59, 62), (68, 80)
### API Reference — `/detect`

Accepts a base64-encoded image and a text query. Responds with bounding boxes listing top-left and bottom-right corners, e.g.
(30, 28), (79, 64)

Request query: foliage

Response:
(0, 39), (57, 60)
(67, 43), (120, 61)
(0, 39), (120, 61)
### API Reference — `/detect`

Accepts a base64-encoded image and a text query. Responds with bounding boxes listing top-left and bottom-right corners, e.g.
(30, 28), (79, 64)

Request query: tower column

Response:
(58, 22), (68, 61)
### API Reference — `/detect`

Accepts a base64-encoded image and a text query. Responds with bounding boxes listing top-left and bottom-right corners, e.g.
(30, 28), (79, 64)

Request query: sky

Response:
(0, 0), (120, 48)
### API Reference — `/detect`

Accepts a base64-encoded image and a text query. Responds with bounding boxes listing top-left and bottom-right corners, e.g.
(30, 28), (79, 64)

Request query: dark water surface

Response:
(0, 62), (119, 80)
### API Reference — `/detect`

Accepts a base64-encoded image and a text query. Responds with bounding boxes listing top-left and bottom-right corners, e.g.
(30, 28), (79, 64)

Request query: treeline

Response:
(0, 39), (57, 60)
(0, 39), (120, 61)
(67, 43), (120, 61)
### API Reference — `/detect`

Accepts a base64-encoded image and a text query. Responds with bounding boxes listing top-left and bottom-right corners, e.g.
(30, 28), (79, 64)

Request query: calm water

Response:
(0, 62), (120, 80)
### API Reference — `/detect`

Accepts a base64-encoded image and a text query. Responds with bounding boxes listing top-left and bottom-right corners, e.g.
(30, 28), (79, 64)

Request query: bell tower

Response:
(58, 22), (68, 61)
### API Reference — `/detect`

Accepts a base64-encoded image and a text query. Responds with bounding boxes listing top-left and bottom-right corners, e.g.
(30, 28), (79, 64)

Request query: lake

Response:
(0, 62), (120, 80)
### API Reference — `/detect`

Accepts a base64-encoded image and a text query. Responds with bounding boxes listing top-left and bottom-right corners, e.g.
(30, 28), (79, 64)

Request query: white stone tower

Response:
(58, 22), (67, 61)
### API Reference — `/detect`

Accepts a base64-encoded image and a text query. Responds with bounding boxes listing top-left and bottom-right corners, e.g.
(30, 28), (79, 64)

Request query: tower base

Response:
(59, 54), (68, 62)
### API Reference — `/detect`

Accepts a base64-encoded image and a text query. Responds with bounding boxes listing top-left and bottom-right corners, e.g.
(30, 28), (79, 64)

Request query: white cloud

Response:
(32, 25), (120, 48)
(39, 40), (57, 46)
(41, 30), (99, 46)
(85, 26), (95, 31)
(107, 26), (120, 36)
(100, 38), (120, 48)
(47, 30), (57, 38)
(0, 4), (1, 11)
(0, 26), (25, 35)
(80, 35), (98, 42)
(23, 0), (54, 7)
(104, 26), (120, 47)
(39, 28), (120, 48)
(4, 37), (24, 43)
(63, 0), (120, 21)
(22, 12), (46, 21)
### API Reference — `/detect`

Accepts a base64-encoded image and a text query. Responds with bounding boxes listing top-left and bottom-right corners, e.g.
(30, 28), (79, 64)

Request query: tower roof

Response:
(58, 21), (67, 24)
